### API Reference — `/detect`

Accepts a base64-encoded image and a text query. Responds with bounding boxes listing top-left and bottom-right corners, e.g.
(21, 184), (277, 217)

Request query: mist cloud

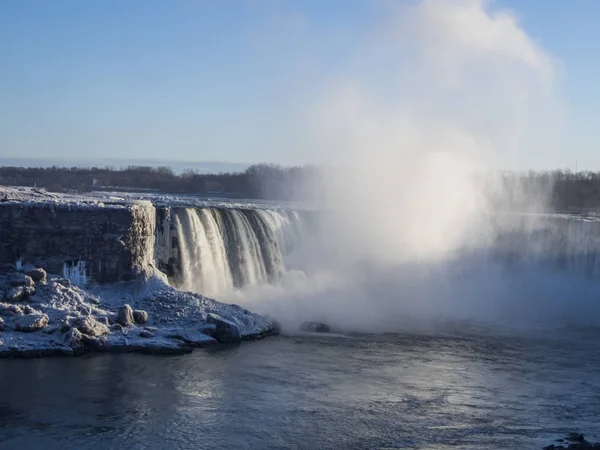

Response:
(231, 0), (571, 333)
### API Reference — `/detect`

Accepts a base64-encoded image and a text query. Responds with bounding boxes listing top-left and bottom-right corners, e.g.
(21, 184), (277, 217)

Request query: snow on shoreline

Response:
(0, 185), (312, 211)
(0, 268), (278, 358)
(0, 185), (282, 358)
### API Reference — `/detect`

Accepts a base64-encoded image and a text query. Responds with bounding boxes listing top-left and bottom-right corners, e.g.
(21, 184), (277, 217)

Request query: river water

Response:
(0, 330), (598, 449)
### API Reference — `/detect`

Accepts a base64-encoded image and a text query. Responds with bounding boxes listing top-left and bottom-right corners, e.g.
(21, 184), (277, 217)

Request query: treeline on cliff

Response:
(493, 170), (600, 211)
(0, 164), (320, 200)
(0, 164), (600, 210)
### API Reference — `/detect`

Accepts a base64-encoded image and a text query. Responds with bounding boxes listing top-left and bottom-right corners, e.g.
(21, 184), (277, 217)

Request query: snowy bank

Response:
(0, 268), (278, 358)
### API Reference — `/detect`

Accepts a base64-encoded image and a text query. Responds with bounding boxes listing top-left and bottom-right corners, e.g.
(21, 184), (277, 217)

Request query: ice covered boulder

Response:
(80, 334), (107, 349)
(26, 268), (47, 284)
(206, 313), (241, 343)
(6, 286), (34, 302)
(299, 321), (330, 333)
(23, 305), (40, 315)
(199, 323), (217, 337)
(133, 309), (148, 325)
(10, 273), (34, 287)
(76, 316), (110, 337)
(14, 313), (48, 332)
(165, 329), (217, 346)
(64, 327), (83, 348)
(117, 304), (135, 326)
(0, 303), (23, 316)
(54, 278), (71, 287)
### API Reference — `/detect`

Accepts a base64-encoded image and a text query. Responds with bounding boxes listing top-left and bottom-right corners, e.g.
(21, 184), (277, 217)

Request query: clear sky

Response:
(1, 0), (599, 170)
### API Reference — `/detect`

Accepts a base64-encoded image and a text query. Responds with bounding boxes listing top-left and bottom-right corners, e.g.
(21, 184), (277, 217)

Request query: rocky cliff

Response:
(0, 200), (156, 283)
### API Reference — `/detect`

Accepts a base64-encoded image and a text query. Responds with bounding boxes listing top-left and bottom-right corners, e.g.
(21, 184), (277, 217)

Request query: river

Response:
(0, 330), (598, 449)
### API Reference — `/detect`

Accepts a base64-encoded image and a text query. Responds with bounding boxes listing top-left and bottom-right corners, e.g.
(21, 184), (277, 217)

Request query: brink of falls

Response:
(155, 207), (305, 298)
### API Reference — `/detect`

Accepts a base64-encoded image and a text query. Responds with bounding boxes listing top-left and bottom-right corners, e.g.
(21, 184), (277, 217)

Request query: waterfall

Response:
(472, 214), (600, 279)
(165, 207), (299, 297)
(160, 205), (600, 306)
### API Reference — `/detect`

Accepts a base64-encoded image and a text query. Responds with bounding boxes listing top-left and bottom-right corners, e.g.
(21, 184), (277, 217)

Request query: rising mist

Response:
(221, 0), (599, 334)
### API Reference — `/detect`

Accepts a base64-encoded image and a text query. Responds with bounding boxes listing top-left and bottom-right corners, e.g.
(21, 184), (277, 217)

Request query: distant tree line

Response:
(0, 164), (321, 200)
(1, 165), (600, 209)
(494, 170), (600, 212)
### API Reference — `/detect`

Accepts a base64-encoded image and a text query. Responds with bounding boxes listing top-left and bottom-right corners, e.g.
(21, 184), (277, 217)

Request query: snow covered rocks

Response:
(206, 313), (241, 343)
(76, 316), (110, 337)
(133, 309), (148, 325)
(14, 313), (49, 332)
(117, 304), (135, 326)
(299, 321), (331, 333)
(0, 270), (278, 358)
(1, 268), (49, 303)
(6, 286), (33, 302)
(10, 273), (33, 287)
(26, 268), (47, 284)
(0, 303), (23, 316)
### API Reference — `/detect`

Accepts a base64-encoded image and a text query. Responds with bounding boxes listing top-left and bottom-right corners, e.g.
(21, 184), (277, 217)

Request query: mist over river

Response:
(0, 1), (593, 446)
(0, 331), (598, 450)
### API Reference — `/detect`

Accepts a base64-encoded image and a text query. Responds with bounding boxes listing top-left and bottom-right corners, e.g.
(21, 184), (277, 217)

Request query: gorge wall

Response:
(0, 197), (306, 294)
(3, 194), (600, 295)
(0, 200), (156, 283)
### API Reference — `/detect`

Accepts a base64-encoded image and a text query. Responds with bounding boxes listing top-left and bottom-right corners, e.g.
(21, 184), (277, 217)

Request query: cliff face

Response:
(0, 200), (156, 283)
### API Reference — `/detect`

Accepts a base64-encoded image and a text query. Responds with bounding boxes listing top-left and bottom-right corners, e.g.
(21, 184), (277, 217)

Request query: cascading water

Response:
(165, 207), (302, 298)
(156, 204), (600, 331)
(173, 208), (234, 297)
(485, 214), (600, 278)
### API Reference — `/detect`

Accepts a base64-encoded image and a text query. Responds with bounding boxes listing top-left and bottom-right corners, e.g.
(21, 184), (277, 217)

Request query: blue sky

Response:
(1, 0), (599, 170)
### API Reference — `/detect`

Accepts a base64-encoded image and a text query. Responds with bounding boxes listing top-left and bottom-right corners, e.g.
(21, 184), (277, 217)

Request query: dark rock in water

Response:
(0, 316), (4, 331)
(269, 319), (282, 334)
(76, 316), (110, 337)
(14, 313), (48, 332)
(543, 433), (600, 449)
(117, 304), (134, 327)
(568, 433), (586, 443)
(26, 268), (47, 284)
(133, 309), (148, 325)
(9, 273), (33, 287)
(206, 313), (241, 343)
(299, 321), (330, 333)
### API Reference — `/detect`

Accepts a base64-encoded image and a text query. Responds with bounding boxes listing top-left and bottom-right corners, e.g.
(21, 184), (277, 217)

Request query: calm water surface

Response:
(0, 332), (599, 449)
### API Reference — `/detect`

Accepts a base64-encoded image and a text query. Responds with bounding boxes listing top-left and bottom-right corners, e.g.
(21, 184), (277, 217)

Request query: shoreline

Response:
(0, 267), (280, 359)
